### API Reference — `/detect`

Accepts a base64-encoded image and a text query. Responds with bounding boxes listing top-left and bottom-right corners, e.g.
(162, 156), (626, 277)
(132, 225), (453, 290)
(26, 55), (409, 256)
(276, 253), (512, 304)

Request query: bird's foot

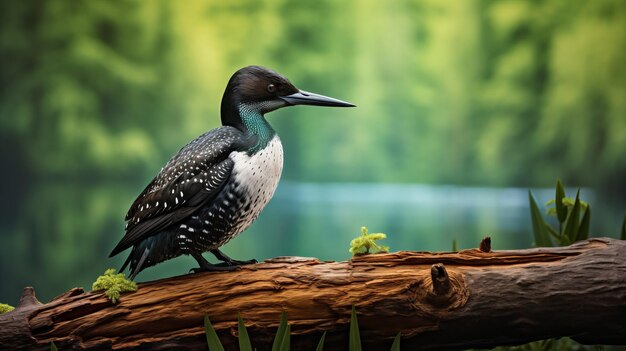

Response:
(188, 250), (257, 274)
(216, 258), (258, 266)
(189, 264), (240, 274)
(210, 249), (257, 267)
(190, 252), (242, 273)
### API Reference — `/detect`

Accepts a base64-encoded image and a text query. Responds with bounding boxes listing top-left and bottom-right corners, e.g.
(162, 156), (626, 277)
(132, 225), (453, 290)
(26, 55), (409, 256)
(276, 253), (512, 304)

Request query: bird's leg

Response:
(189, 252), (239, 273)
(210, 249), (257, 266)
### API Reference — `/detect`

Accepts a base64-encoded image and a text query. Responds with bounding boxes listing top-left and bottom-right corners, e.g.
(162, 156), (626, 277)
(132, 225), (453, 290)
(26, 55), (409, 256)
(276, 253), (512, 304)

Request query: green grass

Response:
(204, 306), (402, 351)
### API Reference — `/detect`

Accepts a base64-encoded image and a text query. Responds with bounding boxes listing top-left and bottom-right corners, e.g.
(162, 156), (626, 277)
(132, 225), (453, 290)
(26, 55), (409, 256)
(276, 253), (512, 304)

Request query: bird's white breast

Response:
(229, 135), (283, 223)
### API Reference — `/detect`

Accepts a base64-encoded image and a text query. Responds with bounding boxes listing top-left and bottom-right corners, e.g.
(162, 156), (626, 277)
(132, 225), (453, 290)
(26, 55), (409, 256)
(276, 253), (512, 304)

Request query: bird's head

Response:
(221, 66), (354, 130)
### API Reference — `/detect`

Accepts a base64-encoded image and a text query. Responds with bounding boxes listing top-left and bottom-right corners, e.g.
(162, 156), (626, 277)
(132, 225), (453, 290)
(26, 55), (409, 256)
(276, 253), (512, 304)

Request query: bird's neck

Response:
(236, 103), (277, 154)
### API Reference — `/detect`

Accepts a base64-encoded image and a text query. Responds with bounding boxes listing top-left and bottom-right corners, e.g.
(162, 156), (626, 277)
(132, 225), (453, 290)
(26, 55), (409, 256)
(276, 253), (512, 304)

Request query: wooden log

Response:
(1, 237), (625, 350)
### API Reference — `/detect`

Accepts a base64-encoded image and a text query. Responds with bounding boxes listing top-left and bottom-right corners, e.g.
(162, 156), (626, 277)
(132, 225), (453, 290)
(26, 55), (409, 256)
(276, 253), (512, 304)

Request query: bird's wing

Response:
(109, 126), (255, 257)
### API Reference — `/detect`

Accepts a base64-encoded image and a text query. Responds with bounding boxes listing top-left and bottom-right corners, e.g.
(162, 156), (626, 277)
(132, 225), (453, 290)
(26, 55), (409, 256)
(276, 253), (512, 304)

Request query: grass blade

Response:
(272, 310), (288, 351)
(555, 179), (567, 223)
(349, 306), (362, 351)
(316, 331), (327, 351)
(529, 191), (551, 247)
(577, 206), (591, 241)
(451, 238), (458, 252)
(205, 315), (225, 351)
(544, 223), (559, 239)
(279, 324), (291, 351)
(563, 190), (581, 244)
(51, 342), (58, 351)
(238, 313), (252, 351)
(389, 333), (401, 351)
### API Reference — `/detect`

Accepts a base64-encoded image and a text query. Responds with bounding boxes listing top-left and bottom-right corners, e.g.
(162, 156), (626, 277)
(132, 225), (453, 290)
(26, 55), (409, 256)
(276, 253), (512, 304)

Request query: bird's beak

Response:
(279, 90), (355, 107)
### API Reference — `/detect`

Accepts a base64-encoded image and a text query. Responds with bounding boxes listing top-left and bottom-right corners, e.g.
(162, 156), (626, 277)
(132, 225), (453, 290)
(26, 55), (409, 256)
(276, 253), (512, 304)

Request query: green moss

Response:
(92, 268), (137, 304)
(349, 227), (389, 256)
(0, 303), (15, 314)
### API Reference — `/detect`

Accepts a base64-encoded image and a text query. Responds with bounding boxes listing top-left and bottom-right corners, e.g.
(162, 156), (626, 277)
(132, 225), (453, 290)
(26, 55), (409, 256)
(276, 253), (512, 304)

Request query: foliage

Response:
(0, 303), (14, 314)
(515, 180), (613, 351)
(51, 342), (58, 351)
(91, 269), (137, 304)
(529, 191), (552, 247)
(489, 338), (589, 351)
(2, 1), (626, 196)
(204, 307), (403, 351)
(271, 311), (289, 351)
(315, 332), (327, 351)
(529, 180), (591, 247)
(349, 305), (362, 351)
(205, 312), (317, 351)
(204, 316), (224, 351)
(545, 198), (588, 218)
(390, 333), (401, 351)
(237, 313), (252, 351)
(349, 227), (390, 256)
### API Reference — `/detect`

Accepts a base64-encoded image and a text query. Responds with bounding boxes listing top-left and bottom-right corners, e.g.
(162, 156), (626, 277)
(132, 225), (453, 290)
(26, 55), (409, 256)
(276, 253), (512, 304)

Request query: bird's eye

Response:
(267, 83), (276, 93)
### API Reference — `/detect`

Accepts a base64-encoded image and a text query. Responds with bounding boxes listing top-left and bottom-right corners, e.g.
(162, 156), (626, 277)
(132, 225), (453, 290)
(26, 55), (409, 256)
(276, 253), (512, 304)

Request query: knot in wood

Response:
(420, 263), (468, 309)
(430, 263), (450, 295)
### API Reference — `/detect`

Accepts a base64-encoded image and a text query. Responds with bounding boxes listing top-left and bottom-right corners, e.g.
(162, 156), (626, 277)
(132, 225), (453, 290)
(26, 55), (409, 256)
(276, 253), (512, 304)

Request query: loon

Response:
(109, 66), (354, 279)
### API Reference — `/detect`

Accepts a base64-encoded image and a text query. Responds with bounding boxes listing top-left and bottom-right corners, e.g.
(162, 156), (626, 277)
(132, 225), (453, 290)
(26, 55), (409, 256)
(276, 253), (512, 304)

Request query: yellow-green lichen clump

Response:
(0, 303), (14, 314)
(349, 226), (390, 256)
(92, 268), (137, 304)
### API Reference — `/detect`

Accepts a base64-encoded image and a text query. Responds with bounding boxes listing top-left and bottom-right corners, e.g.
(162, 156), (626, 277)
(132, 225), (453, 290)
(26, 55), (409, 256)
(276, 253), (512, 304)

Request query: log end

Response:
(17, 287), (42, 310)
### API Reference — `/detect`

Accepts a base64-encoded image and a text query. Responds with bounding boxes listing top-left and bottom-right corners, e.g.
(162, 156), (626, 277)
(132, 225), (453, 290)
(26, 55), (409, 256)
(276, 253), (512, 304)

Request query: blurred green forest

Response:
(1, 0), (626, 309)
(1, 0), (625, 192)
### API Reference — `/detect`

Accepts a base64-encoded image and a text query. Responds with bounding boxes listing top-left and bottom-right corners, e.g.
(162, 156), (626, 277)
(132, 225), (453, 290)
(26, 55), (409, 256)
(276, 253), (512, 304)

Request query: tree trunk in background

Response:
(1, 238), (625, 350)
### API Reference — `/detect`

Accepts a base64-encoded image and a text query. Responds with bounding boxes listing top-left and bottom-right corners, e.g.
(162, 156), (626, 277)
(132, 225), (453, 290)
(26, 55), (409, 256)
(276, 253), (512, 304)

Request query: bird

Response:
(109, 66), (354, 279)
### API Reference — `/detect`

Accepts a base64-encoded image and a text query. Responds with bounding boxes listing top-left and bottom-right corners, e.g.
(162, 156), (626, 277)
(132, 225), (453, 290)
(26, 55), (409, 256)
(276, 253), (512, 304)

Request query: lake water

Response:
(0, 181), (618, 304)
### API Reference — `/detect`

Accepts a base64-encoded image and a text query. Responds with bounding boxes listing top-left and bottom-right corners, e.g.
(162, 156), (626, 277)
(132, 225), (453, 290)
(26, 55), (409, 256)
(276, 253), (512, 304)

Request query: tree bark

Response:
(1, 237), (625, 350)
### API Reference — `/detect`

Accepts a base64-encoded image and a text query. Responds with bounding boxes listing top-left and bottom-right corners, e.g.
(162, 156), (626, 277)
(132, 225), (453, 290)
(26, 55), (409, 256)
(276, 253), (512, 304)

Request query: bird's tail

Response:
(119, 252), (133, 274)
(119, 247), (150, 281)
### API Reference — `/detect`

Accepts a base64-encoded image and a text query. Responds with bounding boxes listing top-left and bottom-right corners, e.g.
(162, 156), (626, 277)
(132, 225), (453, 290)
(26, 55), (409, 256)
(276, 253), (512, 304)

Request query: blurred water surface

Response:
(2, 180), (621, 304)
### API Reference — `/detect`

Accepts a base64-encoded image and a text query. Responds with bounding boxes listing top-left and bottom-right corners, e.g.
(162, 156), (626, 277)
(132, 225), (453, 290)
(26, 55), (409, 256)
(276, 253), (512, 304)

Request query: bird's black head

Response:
(221, 66), (354, 131)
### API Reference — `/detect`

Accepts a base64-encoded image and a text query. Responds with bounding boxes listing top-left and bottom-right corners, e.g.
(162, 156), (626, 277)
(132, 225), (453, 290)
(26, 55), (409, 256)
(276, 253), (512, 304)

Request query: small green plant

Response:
(529, 179), (591, 247)
(271, 311), (289, 351)
(488, 337), (594, 351)
(50, 341), (58, 351)
(204, 307), (402, 351)
(349, 227), (390, 256)
(390, 333), (401, 351)
(349, 305), (362, 351)
(520, 180), (615, 351)
(315, 332), (327, 351)
(91, 268), (137, 304)
(0, 303), (14, 314)
(204, 316), (224, 351)
(237, 313), (252, 351)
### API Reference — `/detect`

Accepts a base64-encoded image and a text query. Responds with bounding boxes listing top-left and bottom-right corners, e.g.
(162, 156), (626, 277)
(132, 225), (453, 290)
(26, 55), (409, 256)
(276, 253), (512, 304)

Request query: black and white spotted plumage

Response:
(115, 127), (250, 250)
(110, 65), (354, 279)
(110, 126), (259, 275)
